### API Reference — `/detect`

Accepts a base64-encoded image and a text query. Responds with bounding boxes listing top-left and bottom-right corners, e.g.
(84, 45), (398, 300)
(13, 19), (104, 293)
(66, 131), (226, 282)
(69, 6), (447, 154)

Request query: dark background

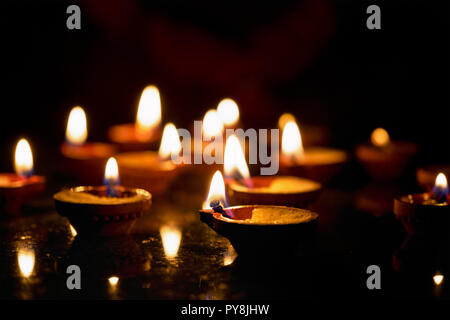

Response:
(1, 0), (449, 175)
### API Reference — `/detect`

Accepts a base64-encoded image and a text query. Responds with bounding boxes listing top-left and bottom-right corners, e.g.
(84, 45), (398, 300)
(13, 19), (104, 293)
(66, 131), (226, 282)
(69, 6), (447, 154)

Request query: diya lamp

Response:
(116, 123), (183, 196)
(54, 157), (152, 237)
(108, 85), (163, 151)
(60, 106), (117, 184)
(394, 173), (450, 241)
(0, 139), (45, 215)
(355, 128), (418, 181)
(417, 164), (450, 192)
(278, 120), (348, 183)
(199, 171), (318, 259)
(224, 134), (321, 208)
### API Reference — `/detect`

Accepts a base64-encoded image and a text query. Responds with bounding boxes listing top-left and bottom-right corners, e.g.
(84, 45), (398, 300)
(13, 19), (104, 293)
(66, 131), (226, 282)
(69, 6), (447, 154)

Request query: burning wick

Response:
(209, 200), (232, 219)
(431, 173), (448, 203)
(104, 157), (120, 197)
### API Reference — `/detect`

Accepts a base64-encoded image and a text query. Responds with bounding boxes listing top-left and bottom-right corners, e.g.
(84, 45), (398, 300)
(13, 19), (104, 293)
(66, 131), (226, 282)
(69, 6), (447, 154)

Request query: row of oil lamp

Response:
(0, 85), (449, 253)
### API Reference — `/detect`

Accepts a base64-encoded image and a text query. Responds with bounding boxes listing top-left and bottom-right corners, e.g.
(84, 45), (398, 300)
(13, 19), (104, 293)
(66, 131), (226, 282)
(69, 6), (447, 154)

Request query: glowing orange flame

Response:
(158, 123), (182, 160)
(371, 128), (390, 147)
(66, 106), (87, 145)
(433, 273), (444, 285)
(136, 85), (162, 140)
(202, 109), (224, 138)
(278, 113), (296, 130)
(203, 171), (227, 209)
(18, 247), (35, 278)
(14, 139), (33, 178)
(104, 157), (119, 185)
(217, 98), (239, 126)
(224, 135), (252, 187)
(281, 121), (304, 161)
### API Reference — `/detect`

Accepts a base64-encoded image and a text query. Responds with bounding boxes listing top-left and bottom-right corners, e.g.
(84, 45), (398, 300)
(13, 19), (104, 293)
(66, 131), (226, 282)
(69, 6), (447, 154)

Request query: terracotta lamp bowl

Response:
(199, 205), (318, 258)
(394, 194), (450, 240)
(54, 185), (152, 237)
(0, 174), (45, 215)
(227, 176), (321, 208)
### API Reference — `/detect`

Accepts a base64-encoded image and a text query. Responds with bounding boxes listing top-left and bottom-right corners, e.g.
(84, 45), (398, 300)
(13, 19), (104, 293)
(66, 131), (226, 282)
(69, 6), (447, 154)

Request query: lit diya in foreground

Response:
(108, 85), (162, 151)
(116, 123), (182, 195)
(394, 173), (449, 239)
(355, 128), (418, 181)
(54, 157), (152, 236)
(278, 120), (347, 183)
(199, 171), (318, 258)
(224, 135), (321, 208)
(60, 106), (117, 184)
(0, 139), (45, 215)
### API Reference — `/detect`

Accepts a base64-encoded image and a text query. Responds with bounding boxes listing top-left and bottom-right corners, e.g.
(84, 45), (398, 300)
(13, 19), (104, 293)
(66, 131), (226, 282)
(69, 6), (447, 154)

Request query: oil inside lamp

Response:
(104, 157), (120, 197)
(217, 98), (239, 127)
(160, 225), (182, 259)
(136, 85), (162, 141)
(202, 109), (224, 139)
(370, 127), (390, 147)
(18, 247), (35, 278)
(66, 106), (87, 146)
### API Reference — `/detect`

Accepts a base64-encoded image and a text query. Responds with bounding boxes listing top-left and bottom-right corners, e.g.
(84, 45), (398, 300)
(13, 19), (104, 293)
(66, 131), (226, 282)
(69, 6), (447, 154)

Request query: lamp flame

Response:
(108, 276), (119, 286)
(136, 85), (162, 140)
(203, 171), (228, 209)
(14, 139), (34, 178)
(278, 113), (296, 130)
(371, 128), (390, 147)
(433, 273), (444, 286)
(432, 172), (448, 201)
(202, 109), (224, 138)
(66, 106), (87, 145)
(217, 98), (239, 126)
(160, 225), (182, 259)
(224, 135), (253, 187)
(158, 123), (182, 160)
(18, 247), (35, 278)
(281, 121), (304, 161)
(104, 157), (119, 197)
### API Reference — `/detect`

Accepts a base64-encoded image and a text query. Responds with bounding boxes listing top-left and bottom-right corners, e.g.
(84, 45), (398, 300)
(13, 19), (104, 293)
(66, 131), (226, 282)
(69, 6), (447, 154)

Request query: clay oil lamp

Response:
(199, 171), (318, 259)
(224, 134), (321, 208)
(278, 120), (348, 183)
(54, 157), (152, 237)
(116, 123), (183, 196)
(355, 128), (418, 181)
(417, 165), (450, 192)
(0, 139), (45, 215)
(108, 85), (162, 151)
(60, 106), (117, 184)
(216, 98), (241, 129)
(394, 173), (450, 241)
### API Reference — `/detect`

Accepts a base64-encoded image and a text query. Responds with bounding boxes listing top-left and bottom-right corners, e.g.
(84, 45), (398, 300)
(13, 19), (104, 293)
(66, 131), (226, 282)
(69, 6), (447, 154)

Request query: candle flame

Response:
(14, 139), (34, 178)
(224, 135), (252, 187)
(202, 109), (224, 138)
(217, 98), (239, 126)
(160, 225), (182, 259)
(69, 224), (77, 237)
(371, 128), (390, 147)
(18, 247), (35, 278)
(281, 121), (304, 161)
(136, 85), (162, 140)
(108, 276), (119, 286)
(432, 172), (448, 199)
(203, 170), (228, 209)
(433, 273), (444, 286)
(278, 113), (296, 130)
(66, 106), (87, 145)
(158, 123), (182, 160)
(104, 157), (120, 192)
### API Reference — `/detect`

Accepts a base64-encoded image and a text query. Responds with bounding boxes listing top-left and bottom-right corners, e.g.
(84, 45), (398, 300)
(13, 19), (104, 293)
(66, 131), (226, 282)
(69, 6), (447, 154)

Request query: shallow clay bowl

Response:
(54, 185), (152, 237)
(393, 194), (450, 240)
(227, 176), (321, 208)
(199, 205), (318, 258)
